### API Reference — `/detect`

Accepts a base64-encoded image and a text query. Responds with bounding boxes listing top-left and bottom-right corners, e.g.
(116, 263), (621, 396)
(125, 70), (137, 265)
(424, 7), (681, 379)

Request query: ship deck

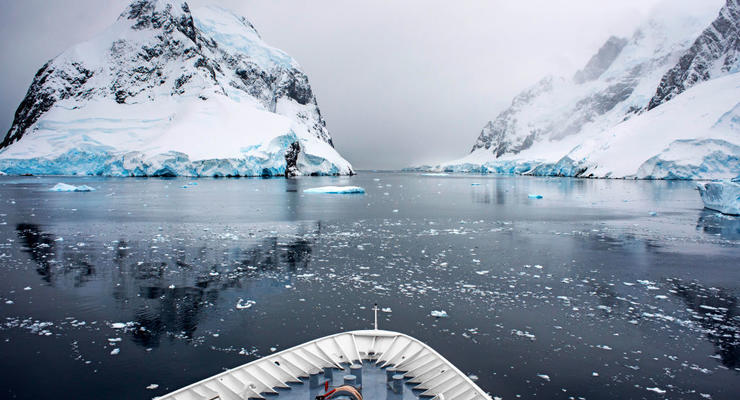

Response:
(264, 361), (421, 400)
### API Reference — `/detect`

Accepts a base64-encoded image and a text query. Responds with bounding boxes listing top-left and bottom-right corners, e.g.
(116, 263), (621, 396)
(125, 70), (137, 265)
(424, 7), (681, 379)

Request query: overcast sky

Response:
(0, 0), (671, 169)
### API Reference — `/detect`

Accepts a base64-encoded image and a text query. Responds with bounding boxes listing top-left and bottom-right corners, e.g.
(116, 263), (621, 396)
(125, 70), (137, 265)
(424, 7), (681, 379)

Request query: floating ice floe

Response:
(382, 307), (392, 313)
(303, 186), (365, 194)
(110, 348), (120, 355)
(49, 183), (96, 192)
(536, 374), (550, 382)
(430, 310), (448, 318)
(146, 384), (159, 390)
(236, 298), (256, 309)
(697, 180), (740, 215)
(528, 194), (543, 199)
(646, 387), (666, 394)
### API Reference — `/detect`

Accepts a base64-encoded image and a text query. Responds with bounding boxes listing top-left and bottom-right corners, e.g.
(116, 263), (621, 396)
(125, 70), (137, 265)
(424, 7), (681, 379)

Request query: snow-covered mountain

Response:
(0, 0), (353, 177)
(433, 0), (739, 180)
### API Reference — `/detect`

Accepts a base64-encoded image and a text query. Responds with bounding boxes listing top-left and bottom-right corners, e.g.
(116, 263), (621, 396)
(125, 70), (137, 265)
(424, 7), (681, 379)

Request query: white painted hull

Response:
(159, 330), (491, 400)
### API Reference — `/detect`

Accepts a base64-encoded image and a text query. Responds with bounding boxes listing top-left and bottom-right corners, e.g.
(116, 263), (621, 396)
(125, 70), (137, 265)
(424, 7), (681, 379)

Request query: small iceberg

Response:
(421, 173), (449, 177)
(471, 183), (481, 186)
(49, 183), (95, 192)
(236, 298), (256, 309)
(430, 310), (448, 318)
(303, 186), (365, 194)
(697, 180), (740, 215)
(528, 194), (543, 199)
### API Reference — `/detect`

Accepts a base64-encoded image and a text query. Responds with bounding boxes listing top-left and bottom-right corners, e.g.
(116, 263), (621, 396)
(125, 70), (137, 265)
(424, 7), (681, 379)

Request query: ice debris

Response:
(49, 183), (95, 192)
(303, 186), (365, 194)
(528, 194), (543, 199)
(430, 310), (448, 318)
(146, 384), (159, 390)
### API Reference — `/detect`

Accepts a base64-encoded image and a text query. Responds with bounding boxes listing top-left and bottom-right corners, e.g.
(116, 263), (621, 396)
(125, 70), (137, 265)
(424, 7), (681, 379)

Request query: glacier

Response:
(425, 0), (739, 180)
(0, 0), (353, 177)
(697, 179), (740, 215)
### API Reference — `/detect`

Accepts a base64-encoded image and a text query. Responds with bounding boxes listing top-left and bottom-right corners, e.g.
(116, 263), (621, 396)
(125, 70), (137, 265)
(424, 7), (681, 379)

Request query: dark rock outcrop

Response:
(284, 141), (301, 177)
(647, 0), (739, 110)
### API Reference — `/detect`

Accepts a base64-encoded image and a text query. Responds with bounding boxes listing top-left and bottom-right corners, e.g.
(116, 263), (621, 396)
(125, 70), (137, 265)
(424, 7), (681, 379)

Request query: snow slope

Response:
(431, 0), (738, 180)
(0, 0), (352, 177)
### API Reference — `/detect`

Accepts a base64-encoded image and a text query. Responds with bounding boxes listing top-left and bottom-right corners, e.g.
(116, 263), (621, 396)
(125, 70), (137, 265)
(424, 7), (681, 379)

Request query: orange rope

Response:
(326, 385), (362, 400)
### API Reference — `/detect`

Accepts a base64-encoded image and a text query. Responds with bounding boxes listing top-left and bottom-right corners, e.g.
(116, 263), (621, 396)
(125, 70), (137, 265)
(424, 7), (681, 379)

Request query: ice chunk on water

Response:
(303, 186), (365, 194)
(146, 384), (159, 390)
(536, 374), (550, 381)
(528, 194), (543, 199)
(49, 183), (95, 192)
(236, 298), (256, 309)
(697, 180), (740, 215)
(430, 310), (448, 318)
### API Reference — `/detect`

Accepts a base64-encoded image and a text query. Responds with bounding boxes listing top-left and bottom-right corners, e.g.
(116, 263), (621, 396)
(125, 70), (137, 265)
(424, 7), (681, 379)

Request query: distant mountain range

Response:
(0, 0), (353, 177)
(424, 0), (739, 179)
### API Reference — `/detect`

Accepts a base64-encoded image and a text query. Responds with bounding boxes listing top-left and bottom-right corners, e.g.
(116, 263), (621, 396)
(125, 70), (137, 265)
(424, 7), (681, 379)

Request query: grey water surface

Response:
(0, 173), (738, 399)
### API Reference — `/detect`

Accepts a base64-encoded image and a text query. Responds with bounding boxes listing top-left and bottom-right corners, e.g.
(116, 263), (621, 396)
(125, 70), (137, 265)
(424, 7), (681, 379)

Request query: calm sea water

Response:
(0, 173), (738, 399)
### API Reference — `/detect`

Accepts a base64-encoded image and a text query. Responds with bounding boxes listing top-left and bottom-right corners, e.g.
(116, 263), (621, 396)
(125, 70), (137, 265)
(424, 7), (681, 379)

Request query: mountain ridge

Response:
(434, 0), (738, 180)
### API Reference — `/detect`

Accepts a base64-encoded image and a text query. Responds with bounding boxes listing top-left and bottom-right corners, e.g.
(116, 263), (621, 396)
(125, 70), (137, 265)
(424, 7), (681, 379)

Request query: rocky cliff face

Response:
(0, 0), (350, 176)
(573, 36), (629, 84)
(648, 0), (740, 110)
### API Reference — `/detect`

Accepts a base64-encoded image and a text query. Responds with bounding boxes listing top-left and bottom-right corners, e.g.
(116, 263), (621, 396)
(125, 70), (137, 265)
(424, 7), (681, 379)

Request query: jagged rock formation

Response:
(0, 0), (352, 176)
(648, 0), (740, 109)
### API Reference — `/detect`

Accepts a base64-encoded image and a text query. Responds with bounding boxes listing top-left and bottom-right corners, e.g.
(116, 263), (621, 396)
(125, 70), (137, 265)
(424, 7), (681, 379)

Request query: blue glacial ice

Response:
(49, 183), (96, 192)
(697, 179), (740, 215)
(303, 186), (365, 194)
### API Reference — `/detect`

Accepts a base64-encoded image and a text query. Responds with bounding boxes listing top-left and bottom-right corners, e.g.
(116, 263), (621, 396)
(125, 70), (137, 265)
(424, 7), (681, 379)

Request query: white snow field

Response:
(303, 186), (366, 194)
(697, 180), (740, 215)
(0, 1), (352, 177)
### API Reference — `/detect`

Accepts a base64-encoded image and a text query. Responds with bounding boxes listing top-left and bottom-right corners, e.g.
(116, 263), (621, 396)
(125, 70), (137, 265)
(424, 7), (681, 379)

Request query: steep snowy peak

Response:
(469, 0), (725, 159)
(1, 0), (333, 149)
(648, 0), (740, 109)
(0, 0), (351, 177)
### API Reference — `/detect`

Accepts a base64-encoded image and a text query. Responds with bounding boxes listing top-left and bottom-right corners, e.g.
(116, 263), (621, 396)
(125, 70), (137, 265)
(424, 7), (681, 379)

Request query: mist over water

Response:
(0, 173), (738, 399)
